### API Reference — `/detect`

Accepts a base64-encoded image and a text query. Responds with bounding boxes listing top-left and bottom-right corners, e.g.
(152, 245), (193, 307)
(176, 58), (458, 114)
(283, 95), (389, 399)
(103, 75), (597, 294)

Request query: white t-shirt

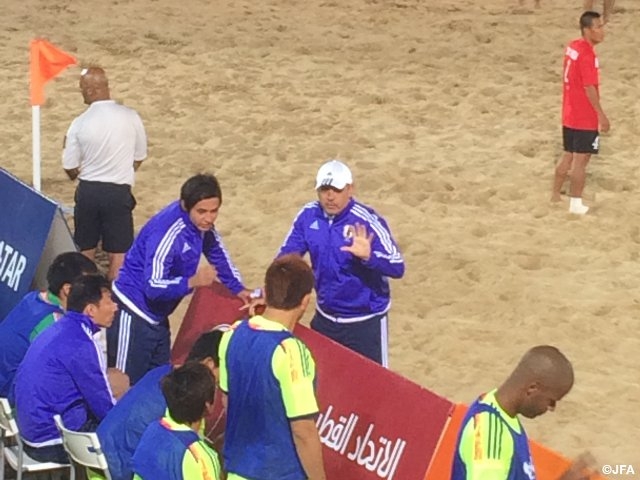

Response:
(62, 100), (147, 186)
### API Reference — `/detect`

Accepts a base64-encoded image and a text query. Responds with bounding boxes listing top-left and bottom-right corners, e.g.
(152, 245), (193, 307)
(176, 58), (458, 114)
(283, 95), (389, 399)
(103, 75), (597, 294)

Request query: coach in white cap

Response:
(277, 159), (405, 367)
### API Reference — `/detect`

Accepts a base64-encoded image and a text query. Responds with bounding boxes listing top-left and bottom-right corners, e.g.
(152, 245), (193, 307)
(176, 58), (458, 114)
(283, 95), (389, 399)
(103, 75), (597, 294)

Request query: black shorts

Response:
(563, 126), (600, 154)
(74, 180), (136, 253)
(107, 296), (170, 385)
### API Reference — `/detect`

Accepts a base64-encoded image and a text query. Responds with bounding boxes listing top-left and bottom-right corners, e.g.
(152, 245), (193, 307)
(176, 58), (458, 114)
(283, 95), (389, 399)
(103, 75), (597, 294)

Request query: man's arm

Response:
(291, 418), (327, 480)
(585, 85), (610, 133)
(202, 230), (246, 295)
(142, 227), (193, 302)
(132, 111), (148, 164)
(64, 167), (80, 180)
(273, 338), (326, 479)
(69, 340), (116, 421)
(277, 205), (313, 257)
(133, 161), (143, 171)
(578, 49), (609, 133)
(62, 122), (82, 180)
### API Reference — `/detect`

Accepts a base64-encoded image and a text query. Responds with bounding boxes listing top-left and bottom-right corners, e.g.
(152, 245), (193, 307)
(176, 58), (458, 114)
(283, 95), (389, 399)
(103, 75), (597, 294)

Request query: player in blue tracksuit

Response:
(278, 160), (404, 367)
(14, 274), (118, 464)
(0, 252), (97, 400)
(111, 173), (252, 384)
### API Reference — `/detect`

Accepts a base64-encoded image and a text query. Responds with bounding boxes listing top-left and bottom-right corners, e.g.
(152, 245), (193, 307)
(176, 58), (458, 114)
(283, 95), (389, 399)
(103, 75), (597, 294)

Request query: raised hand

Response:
(340, 223), (374, 261)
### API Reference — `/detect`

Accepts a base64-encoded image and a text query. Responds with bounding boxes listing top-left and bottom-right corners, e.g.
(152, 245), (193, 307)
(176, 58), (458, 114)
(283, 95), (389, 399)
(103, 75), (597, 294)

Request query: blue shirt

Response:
(97, 364), (171, 480)
(114, 201), (245, 324)
(0, 291), (63, 399)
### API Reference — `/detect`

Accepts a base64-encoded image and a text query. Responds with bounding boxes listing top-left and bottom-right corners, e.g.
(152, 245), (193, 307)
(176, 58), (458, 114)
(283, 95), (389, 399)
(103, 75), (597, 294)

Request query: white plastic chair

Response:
(0, 397), (70, 480)
(53, 414), (112, 480)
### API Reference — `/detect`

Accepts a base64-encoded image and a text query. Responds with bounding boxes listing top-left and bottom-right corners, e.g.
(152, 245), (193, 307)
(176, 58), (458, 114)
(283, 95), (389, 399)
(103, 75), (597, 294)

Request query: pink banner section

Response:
(297, 326), (454, 480)
(171, 282), (245, 365)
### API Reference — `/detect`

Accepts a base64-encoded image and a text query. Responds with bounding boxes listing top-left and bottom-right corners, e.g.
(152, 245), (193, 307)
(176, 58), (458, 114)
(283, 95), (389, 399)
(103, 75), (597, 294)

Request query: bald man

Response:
(451, 346), (594, 480)
(63, 67), (147, 280)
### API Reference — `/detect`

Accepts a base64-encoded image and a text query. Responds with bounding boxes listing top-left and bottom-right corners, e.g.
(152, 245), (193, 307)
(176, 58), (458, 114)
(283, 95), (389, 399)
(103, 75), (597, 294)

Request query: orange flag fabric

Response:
(29, 39), (77, 106)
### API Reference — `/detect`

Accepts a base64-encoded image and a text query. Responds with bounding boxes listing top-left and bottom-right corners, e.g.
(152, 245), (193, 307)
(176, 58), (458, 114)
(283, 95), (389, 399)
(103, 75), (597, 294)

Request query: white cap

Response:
(315, 160), (353, 190)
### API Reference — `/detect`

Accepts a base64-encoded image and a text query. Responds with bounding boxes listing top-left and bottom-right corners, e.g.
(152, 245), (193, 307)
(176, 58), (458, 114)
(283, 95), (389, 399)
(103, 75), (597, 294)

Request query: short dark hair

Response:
(186, 330), (225, 366)
(47, 252), (98, 297)
(161, 362), (215, 424)
(66, 274), (111, 313)
(265, 255), (314, 310)
(580, 11), (601, 31)
(180, 174), (222, 211)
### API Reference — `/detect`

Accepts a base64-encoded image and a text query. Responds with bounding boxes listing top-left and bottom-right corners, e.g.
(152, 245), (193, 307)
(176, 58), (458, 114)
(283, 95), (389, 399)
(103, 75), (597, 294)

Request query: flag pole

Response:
(29, 38), (76, 192)
(32, 105), (41, 191)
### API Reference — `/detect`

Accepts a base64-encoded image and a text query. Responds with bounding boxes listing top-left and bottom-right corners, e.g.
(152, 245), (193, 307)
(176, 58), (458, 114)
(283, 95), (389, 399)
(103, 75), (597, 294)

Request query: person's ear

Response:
(202, 357), (216, 372)
(83, 303), (97, 318)
(300, 293), (312, 311)
(180, 200), (188, 212)
(525, 381), (540, 396)
(60, 283), (72, 300)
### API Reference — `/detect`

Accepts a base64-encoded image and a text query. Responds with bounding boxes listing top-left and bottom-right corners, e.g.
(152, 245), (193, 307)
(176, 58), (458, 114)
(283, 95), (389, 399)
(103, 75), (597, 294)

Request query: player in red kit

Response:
(551, 11), (609, 215)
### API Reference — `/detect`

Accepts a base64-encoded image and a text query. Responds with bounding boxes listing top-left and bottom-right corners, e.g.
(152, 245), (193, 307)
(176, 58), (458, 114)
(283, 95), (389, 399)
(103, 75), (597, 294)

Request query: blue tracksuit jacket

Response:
(113, 201), (245, 324)
(278, 198), (404, 319)
(14, 311), (114, 447)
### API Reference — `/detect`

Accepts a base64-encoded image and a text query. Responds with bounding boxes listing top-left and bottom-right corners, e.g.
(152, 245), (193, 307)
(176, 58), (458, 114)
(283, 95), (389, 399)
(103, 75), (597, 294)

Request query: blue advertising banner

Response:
(0, 169), (57, 320)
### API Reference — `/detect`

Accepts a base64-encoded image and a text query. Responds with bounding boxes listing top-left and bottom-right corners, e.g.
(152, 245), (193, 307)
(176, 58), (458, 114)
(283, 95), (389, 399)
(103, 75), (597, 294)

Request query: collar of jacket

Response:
(65, 310), (101, 334)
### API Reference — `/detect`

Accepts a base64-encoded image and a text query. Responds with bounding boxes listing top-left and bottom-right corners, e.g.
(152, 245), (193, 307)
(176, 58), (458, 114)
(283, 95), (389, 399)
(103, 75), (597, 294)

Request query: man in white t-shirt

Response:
(62, 67), (147, 280)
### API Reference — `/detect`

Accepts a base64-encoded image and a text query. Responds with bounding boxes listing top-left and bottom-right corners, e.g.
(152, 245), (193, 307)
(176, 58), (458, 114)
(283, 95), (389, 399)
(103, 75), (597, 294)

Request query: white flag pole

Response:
(32, 105), (41, 191)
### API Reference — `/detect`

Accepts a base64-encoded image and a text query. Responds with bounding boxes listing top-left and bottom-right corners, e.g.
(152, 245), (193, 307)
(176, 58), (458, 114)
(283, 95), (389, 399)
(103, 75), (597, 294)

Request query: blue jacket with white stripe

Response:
(113, 201), (245, 324)
(14, 311), (114, 447)
(278, 198), (404, 319)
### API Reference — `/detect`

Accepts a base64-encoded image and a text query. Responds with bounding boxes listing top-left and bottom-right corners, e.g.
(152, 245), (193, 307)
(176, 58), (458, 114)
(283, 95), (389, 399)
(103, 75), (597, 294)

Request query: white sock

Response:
(569, 197), (589, 215)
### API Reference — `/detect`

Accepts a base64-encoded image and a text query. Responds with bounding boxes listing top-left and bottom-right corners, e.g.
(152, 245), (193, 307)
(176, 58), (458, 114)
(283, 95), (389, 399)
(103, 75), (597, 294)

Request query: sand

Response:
(2, 0), (639, 475)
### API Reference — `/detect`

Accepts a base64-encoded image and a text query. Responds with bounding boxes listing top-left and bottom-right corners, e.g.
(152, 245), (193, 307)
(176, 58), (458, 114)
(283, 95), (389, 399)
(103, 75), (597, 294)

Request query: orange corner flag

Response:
(29, 39), (77, 106)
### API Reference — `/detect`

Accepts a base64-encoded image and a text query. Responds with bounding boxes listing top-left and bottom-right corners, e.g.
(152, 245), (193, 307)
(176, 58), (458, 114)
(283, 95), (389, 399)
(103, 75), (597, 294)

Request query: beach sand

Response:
(2, 0), (639, 474)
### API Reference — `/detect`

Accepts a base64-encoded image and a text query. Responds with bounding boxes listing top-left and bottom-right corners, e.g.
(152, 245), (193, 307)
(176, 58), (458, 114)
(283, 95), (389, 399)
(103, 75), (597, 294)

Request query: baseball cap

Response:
(315, 160), (353, 190)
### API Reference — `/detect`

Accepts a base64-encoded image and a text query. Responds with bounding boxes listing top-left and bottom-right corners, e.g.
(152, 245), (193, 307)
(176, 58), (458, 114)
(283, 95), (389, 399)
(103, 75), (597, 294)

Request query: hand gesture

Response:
(558, 452), (597, 480)
(340, 223), (374, 261)
(236, 289), (253, 305)
(239, 288), (266, 316)
(189, 263), (218, 289)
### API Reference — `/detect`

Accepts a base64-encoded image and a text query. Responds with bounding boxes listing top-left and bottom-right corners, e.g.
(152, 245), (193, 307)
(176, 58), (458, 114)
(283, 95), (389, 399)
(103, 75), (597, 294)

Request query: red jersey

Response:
(562, 38), (600, 130)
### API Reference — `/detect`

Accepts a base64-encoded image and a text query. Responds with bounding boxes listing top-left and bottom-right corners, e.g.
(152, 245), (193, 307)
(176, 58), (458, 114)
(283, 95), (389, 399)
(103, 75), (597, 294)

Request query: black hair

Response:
(47, 252), (98, 297)
(66, 274), (111, 313)
(180, 174), (222, 212)
(186, 330), (225, 367)
(161, 362), (215, 424)
(580, 11), (601, 32)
